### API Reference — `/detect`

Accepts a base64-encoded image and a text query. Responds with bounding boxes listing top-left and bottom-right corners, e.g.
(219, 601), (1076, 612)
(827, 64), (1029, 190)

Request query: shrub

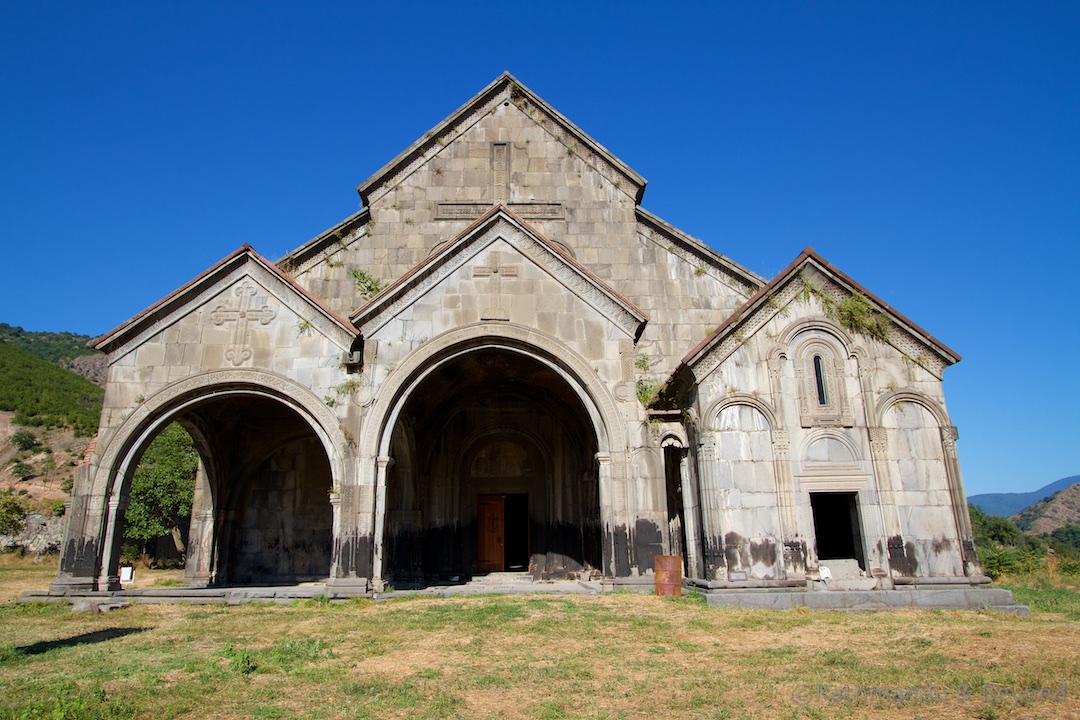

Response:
(0, 490), (27, 535)
(11, 462), (33, 481)
(1058, 556), (1080, 576)
(0, 343), (103, 436)
(979, 546), (1020, 579)
(11, 429), (39, 451)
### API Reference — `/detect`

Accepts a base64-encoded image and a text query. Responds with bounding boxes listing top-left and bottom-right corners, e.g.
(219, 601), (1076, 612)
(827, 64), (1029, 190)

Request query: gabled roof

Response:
(356, 72), (647, 207)
(92, 245), (357, 356)
(277, 208), (370, 276)
(350, 205), (649, 340)
(635, 207), (764, 295)
(679, 247), (961, 378)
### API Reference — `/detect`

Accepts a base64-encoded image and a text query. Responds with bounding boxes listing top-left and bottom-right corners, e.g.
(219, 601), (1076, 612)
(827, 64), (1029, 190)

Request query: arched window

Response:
(795, 338), (853, 428)
(813, 355), (828, 405)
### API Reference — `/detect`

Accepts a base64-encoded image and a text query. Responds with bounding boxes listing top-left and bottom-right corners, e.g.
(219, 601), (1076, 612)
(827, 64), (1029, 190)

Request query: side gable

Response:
(351, 206), (648, 341)
(92, 245), (358, 360)
(277, 209), (371, 277)
(635, 207), (763, 297)
(680, 248), (961, 381)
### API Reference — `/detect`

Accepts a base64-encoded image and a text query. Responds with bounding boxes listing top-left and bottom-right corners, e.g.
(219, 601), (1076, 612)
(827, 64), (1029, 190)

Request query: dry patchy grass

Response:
(0, 558), (1078, 719)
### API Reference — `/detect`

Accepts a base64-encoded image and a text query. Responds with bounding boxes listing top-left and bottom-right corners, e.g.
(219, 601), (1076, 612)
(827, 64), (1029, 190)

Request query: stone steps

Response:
(702, 587), (1029, 614)
(469, 572), (535, 584)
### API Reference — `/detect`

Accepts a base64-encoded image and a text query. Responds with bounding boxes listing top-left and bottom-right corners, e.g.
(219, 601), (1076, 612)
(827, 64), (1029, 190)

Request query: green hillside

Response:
(0, 343), (102, 436)
(0, 322), (99, 364)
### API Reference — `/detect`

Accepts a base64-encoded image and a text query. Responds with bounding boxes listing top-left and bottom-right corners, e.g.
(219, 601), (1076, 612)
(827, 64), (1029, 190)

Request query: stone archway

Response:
(379, 346), (602, 586)
(116, 395), (334, 587)
(55, 371), (350, 592)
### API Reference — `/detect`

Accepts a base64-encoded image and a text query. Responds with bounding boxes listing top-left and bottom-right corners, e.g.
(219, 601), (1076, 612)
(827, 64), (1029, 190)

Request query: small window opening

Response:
(813, 355), (828, 405)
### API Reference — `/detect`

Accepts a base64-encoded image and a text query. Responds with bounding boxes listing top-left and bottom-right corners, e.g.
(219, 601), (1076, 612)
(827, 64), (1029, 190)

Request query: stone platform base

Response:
(20, 583), (345, 607)
(20, 581), (1028, 614)
(18, 576), (604, 607)
(702, 586), (1029, 615)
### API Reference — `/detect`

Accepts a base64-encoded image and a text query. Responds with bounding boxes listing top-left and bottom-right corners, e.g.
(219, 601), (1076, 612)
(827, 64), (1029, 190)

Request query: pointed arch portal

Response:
(55, 373), (345, 592)
(380, 346), (602, 585)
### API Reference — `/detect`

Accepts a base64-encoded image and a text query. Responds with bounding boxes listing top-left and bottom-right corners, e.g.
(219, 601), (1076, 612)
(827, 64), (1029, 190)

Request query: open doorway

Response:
(477, 493), (529, 572)
(810, 492), (865, 572)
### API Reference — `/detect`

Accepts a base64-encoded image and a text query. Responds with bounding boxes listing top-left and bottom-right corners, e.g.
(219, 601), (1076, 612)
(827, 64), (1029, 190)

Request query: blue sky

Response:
(1, 2), (1076, 496)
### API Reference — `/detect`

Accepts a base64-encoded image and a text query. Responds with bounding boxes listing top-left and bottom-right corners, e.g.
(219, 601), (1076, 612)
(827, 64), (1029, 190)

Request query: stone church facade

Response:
(52, 74), (985, 596)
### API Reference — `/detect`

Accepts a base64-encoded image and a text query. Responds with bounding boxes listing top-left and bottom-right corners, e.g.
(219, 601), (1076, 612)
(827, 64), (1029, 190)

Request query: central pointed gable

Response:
(356, 72), (647, 208)
(350, 206), (648, 340)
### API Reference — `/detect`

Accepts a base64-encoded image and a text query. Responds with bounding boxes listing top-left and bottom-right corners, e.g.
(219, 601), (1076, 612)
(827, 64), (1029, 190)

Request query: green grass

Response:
(0, 559), (1078, 719)
(998, 573), (1080, 620)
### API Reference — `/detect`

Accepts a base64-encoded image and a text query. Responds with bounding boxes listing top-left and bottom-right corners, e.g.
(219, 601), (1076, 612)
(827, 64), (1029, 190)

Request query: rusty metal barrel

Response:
(654, 555), (682, 596)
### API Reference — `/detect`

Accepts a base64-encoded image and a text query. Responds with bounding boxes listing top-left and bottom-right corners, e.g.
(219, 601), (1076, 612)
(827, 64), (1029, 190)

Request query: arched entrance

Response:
(77, 372), (346, 591)
(381, 346), (602, 585)
(178, 395), (334, 585)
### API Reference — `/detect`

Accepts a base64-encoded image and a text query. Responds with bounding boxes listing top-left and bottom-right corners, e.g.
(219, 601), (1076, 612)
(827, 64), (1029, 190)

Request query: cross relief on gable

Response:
(473, 252), (520, 322)
(209, 281), (278, 366)
(435, 142), (565, 221)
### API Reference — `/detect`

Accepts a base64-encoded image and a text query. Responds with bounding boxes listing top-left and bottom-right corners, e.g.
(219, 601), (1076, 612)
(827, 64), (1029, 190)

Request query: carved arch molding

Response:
(93, 369), (354, 499)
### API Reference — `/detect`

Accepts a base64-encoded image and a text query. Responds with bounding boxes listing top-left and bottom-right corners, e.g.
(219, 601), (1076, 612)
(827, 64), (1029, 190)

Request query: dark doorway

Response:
(504, 494), (529, 570)
(663, 446), (687, 561)
(477, 493), (529, 572)
(810, 492), (865, 571)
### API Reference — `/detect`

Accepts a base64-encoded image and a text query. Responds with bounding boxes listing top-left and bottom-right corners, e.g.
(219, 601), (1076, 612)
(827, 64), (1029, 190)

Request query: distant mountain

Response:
(1013, 482), (1080, 536)
(0, 323), (99, 365)
(969, 475), (1080, 517)
(0, 343), (103, 436)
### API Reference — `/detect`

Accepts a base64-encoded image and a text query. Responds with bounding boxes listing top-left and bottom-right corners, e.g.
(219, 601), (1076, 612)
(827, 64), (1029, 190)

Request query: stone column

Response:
(369, 455), (393, 592)
(868, 426), (904, 577)
(595, 452), (615, 577)
(184, 462), (215, 587)
(184, 509), (215, 587)
(97, 494), (128, 592)
(327, 490), (342, 577)
(941, 426), (981, 576)
(326, 481), (372, 593)
(677, 448), (703, 579)
(50, 468), (106, 593)
(694, 430), (725, 580)
(771, 429), (804, 579)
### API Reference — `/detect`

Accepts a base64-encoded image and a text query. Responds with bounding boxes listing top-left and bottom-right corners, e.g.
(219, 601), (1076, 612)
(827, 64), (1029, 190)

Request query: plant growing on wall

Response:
(636, 379), (661, 407)
(797, 278), (891, 343)
(834, 293), (891, 342)
(350, 270), (384, 301)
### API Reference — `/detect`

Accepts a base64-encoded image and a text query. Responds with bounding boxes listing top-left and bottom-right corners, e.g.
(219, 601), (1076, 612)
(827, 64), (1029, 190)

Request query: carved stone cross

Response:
(210, 282), (277, 366)
(473, 255), (519, 321)
(435, 142), (564, 221)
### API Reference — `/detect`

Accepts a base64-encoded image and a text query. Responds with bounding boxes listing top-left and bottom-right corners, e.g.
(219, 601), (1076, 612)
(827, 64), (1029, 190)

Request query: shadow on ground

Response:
(15, 627), (149, 656)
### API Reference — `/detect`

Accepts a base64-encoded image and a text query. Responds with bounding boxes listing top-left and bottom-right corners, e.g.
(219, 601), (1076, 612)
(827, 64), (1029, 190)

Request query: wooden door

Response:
(476, 495), (505, 572)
